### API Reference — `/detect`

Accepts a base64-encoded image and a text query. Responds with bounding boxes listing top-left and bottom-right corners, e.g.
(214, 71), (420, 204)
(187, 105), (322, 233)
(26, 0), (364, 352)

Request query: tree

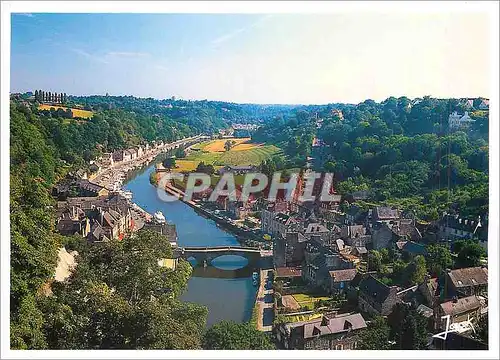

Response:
(453, 239), (486, 268)
(175, 148), (186, 158)
(224, 140), (233, 151)
(380, 248), (390, 264)
(358, 316), (391, 350)
(425, 244), (453, 276)
(388, 303), (429, 350)
(40, 230), (208, 349)
(162, 156), (176, 170)
(407, 255), (427, 285)
(368, 250), (383, 272)
(202, 321), (275, 350)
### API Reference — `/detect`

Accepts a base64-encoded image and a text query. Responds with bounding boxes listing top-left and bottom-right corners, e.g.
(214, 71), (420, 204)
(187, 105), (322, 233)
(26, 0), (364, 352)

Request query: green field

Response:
(179, 141), (282, 171)
(292, 293), (331, 310)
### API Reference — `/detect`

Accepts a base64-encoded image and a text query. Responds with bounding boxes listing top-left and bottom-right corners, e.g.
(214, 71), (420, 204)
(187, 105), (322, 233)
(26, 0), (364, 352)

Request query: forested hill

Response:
(253, 96), (489, 221)
(67, 94), (298, 126)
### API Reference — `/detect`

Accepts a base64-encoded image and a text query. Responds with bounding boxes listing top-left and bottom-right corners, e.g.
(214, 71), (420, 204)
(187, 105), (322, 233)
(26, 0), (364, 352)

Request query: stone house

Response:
(358, 275), (401, 316)
(276, 312), (367, 350)
(448, 111), (475, 129)
(445, 267), (488, 298)
(100, 152), (114, 167)
(418, 276), (440, 308)
(372, 206), (401, 225)
(435, 295), (482, 333)
(371, 222), (396, 250)
(328, 268), (357, 295)
(112, 150), (124, 163)
(123, 149), (133, 162)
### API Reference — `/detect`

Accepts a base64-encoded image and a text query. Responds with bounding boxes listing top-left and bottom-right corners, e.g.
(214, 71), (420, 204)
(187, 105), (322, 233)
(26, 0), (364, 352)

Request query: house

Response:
(372, 206), (401, 224)
(112, 150), (124, 163)
(218, 165), (257, 175)
(76, 179), (109, 197)
(448, 111), (475, 129)
(123, 149), (133, 162)
(276, 312), (367, 350)
(438, 214), (485, 244)
(261, 210), (300, 239)
(275, 267), (302, 283)
(56, 206), (90, 237)
(303, 244), (354, 290)
(400, 241), (428, 258)
(274, 231), (308, 268)
(328, 268), (357, 295)
(445, 267), (488, 298)
(100, 153), (114, 167)
(136, 146), (144, 158)
(358, 275), (401, 316)
(435, 295), (482, 333)
(371, 222), (396, 250)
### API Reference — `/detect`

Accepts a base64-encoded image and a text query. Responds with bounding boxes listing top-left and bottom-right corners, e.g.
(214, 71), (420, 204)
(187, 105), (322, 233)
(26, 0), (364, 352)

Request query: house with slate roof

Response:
(276, 312), (367, 350)
(358, 275), (401, 316)
(445, 267), (488, 298)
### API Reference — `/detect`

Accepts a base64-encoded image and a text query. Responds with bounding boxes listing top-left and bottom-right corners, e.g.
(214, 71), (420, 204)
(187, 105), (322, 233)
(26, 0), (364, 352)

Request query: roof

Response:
(374, 206), (400, 220)
(329, 269), (357, 283)
(305, 223), (329, 234)
(300, 313), (367, 339)
(354, 246), (367, 254)
(417, 304), (434, 318)
(275, 267), (302, 278)
(402, 241), (428, 256)
(440, 214), (482, 233)
(448, 267), (488, 288)
(358, 275), (395, 305)
(335, 239), (345, 251)
(440, 296), (481, 316)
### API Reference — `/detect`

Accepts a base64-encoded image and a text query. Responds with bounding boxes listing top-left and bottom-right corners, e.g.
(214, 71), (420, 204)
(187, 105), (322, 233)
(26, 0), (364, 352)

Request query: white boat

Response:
(121, 190), (133, 200)
(154, 211), (166, 224)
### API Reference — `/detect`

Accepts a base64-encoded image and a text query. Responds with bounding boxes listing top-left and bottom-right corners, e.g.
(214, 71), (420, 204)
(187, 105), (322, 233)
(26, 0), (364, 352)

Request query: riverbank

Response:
(92, 135), (205, 191)
(158, 179), (270, 249)
(123, 165), (258, 326)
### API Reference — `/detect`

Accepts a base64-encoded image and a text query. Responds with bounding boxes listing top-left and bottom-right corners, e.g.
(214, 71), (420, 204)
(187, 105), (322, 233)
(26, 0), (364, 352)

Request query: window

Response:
(335, 344), (343, 350)
(352, 341), (358, 349)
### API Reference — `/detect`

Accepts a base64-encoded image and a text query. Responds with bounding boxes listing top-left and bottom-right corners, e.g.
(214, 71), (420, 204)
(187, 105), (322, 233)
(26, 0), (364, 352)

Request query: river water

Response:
(123, 164), (257, 327)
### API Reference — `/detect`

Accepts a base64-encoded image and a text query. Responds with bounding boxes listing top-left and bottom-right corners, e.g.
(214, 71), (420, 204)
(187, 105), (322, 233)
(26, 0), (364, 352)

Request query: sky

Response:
(10, 12), (491, 104)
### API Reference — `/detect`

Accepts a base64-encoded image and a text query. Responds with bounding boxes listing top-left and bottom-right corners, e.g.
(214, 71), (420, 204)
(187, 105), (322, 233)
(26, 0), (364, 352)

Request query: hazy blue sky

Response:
(11, 13), (490, 104)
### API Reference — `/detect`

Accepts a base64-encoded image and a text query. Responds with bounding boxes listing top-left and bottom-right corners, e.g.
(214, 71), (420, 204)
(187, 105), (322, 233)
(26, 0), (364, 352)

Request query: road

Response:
(256, 268), (274, 332)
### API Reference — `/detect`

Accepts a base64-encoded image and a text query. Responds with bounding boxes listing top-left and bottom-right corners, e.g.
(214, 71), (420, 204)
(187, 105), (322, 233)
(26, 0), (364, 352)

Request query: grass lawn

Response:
(292, 293), (331, 310)
(286, 313), (323, 322)
(38, 104), (93, 119)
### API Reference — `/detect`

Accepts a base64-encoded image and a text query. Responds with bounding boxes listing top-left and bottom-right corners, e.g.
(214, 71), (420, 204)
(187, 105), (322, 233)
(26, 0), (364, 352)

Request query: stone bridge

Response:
(175, 246), (261, 268)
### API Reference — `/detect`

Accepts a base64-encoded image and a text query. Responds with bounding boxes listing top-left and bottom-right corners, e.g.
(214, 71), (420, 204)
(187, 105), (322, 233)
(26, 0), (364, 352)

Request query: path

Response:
(256, 268), (274, 332)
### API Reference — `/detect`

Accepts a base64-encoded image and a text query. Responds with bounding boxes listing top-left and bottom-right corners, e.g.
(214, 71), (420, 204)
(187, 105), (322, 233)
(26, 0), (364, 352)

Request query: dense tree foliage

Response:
(39, 230), (207, 349)
(387, 304), (429, 350)
(253, 96), (488, 220)
(358, 316), (392, 350)
(453, 239), (486, 268)
(425, 244), (453, 276)
(9, 99), (231, 349)
(202, 321), (275, 350)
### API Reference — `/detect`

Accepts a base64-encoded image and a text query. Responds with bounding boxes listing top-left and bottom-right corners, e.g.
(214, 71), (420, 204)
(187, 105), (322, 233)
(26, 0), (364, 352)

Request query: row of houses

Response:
(264, 191), (488, 349)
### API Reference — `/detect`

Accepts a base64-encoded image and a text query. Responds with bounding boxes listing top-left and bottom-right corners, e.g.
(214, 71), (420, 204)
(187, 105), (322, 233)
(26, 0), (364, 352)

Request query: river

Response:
(123, 163), (258, 327)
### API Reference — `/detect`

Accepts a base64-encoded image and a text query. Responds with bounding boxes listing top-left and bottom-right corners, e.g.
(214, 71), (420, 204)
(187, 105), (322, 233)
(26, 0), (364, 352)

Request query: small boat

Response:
(154, 211), (166, 224)
(121, 190), (133, 200)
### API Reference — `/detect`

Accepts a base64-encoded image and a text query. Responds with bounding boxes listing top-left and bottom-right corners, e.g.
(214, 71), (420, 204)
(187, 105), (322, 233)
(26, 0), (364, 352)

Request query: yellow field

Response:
(203, 138), (252, 152)
(232, 142), (264, 151)
(175, 160), (204, 172)
(38, 104), (93, 119)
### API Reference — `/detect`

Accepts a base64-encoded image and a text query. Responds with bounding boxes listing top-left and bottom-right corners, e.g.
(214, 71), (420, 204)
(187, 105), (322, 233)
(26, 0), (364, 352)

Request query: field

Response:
(38, 104), (94, 119)
(175, 137), (281, 173)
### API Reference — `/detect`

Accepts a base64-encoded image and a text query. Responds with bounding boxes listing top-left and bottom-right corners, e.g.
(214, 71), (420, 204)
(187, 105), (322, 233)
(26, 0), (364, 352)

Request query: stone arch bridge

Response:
(175, 246), (261, 268)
